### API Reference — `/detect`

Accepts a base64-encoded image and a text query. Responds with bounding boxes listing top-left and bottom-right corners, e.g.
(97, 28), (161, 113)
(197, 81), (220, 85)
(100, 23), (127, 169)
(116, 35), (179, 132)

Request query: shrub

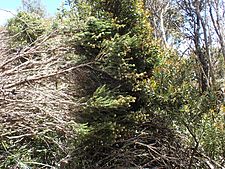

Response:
(7, 11), (48, 47)
(66, 0), (187, 168)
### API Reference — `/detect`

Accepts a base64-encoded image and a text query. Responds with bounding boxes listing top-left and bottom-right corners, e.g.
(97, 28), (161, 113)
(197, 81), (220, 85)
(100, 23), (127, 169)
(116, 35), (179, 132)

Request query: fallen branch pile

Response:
(0, 28), (83, 168)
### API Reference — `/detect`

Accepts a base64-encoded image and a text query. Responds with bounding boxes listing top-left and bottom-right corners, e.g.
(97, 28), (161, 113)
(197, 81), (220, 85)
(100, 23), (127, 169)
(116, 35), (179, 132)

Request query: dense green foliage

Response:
(149, 54), (225, 163)
(65, 0), (187, 168)
(7, 11), (48, 47)
(1, 0), (224, 168)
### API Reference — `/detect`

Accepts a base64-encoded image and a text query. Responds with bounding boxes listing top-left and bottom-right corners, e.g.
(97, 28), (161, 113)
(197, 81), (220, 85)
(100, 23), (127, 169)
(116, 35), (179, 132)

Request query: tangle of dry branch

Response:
(0, 28), (86, 167)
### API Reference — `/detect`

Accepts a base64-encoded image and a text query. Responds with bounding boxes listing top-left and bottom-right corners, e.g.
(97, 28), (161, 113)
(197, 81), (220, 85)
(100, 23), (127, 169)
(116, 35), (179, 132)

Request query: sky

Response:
(0, 0), (64, 25)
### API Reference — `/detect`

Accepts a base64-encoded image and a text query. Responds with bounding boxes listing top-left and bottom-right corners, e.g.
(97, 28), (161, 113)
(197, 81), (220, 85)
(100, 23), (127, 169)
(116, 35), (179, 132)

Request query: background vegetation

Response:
(0, 0), (224, 168)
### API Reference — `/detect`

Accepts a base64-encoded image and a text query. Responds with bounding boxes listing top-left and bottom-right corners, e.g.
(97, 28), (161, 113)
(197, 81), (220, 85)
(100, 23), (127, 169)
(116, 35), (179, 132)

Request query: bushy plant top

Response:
(7, 11), (48, 47)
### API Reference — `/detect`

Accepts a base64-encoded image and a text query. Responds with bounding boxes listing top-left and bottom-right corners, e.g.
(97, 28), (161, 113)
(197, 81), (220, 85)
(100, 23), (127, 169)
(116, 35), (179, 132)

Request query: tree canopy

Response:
(0, 0), (224, 168)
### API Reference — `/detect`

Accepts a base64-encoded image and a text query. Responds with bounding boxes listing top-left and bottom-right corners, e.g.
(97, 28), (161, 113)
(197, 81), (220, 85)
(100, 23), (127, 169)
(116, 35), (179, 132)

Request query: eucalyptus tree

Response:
(145, 0), (184, 49)
(21, 0), (46, 17)
(176, 0), (224, 93)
